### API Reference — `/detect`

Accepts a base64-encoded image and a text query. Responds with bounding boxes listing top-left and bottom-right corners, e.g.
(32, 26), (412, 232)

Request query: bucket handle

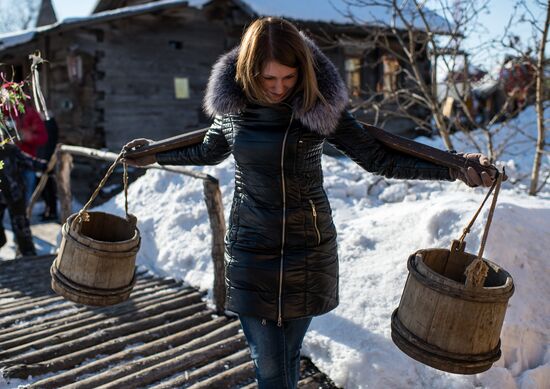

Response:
(456, 169), (504, 288)
(71, 151), (132, 232)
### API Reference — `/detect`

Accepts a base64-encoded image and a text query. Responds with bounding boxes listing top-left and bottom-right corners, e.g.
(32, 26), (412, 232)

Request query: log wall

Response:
(97, 9), (227, 150)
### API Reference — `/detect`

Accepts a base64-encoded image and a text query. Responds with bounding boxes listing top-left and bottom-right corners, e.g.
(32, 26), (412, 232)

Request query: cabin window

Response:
(345, 57), (362, 97)
(381, 55), (401, 97)
(174, 77), (189, 99)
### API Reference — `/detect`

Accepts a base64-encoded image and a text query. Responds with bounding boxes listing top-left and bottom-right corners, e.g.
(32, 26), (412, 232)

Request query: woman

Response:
(124, 17), (496, 389)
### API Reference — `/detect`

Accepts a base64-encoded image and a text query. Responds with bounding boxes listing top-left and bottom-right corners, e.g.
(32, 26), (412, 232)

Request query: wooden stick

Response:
(60, 144), (209, 180)
(202, 176), (226, 314)
(1, 291), (204, 363)
(26, 143), (61, 218)
(362, 123), (499, 176)
(0, 279), (187, 341)
(58, 320), (241, 389)
(57, 151), (73, 224)
(0, 295), (64, 318)
(86, 334), (247, 389)
(4, 308), (213, 381)
(0, 288), (204, 352)
(28, 318), (234, 388)
(123, 124), (498, 176)
(186, 360), (255, 389)
(59, 144), (119, 161)
(149, 349), (251, 389)
(123, 127), (209, 158)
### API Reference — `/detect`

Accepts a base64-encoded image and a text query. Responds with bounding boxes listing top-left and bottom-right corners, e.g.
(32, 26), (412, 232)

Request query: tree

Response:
(525, 0), (549, 195)
(338, 0), (538, 163)
(0, 0), (40, 33)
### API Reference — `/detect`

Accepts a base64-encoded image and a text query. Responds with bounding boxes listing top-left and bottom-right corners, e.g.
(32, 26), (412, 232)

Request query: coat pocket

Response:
(309, 199), (321, 246)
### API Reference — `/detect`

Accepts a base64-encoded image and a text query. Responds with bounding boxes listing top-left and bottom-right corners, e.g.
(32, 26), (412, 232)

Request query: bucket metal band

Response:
(407, 253), (514, 303)
(62, 222), (141, 258)
(50, 263), (137, 297)
(391, 308), (501, 374)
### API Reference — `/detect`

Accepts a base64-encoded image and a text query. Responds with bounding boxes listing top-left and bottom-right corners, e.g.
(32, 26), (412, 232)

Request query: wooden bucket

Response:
(51, 155), (140, 306)
(391, 173), (515, 374)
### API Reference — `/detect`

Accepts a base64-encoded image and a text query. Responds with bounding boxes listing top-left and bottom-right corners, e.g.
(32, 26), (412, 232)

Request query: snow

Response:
(1, 106), (548, 388)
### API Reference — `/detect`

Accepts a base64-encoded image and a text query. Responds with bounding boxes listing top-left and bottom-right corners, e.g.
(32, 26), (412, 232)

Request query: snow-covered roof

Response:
(239, 0), (451, 32)
(0, 0), (190, 51)
(0, 30), (37, 51)
(0, 0), (451, 52)
(92, 0), (450, 31)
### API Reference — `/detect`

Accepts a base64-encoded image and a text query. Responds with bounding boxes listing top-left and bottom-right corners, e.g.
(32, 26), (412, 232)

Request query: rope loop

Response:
(70, 150), (131, 231)
(463, 169), (504, 288)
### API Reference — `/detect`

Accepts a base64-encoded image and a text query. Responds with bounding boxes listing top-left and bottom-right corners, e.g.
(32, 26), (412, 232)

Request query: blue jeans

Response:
(22, 170), (36, 204)
(239, 315), (312, 389)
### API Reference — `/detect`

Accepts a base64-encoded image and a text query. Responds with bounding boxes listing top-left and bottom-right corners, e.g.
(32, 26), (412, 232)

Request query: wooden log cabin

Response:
(0, 0), (449, 150)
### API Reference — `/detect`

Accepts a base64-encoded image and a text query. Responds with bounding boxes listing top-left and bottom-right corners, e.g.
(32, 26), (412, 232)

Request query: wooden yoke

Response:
(123, 127), (209, 158)
(123, 123), (498, 177)
(361, 123), (499, 177)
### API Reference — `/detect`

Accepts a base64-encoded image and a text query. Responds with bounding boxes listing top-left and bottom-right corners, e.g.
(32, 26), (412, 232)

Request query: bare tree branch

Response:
(0, 0), (39, 33)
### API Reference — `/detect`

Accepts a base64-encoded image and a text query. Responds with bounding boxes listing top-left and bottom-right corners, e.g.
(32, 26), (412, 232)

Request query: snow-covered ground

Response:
(2, 106), (548, 388)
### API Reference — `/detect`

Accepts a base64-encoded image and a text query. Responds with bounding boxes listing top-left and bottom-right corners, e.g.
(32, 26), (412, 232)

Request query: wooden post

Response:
(57, 151), (73, 225)
(202, 175), (226, 314)
(27, 143), (61, 219)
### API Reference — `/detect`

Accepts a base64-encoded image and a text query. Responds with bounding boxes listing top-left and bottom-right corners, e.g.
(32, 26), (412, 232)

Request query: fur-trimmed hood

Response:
(203, 34), (348, 136)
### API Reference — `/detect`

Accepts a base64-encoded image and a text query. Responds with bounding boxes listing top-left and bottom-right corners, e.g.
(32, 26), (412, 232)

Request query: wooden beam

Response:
(203, 176), (226, 314)
(57, 151), (73, 224)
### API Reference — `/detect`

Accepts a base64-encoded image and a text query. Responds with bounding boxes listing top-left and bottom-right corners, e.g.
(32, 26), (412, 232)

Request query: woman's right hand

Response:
(122, 138), (156, 167)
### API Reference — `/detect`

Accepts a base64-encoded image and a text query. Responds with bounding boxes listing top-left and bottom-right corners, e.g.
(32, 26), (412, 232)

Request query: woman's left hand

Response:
(450, 153), (499, 188)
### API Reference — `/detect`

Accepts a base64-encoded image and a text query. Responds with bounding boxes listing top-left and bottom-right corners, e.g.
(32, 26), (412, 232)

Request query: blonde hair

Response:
(235, 17), (325, 111)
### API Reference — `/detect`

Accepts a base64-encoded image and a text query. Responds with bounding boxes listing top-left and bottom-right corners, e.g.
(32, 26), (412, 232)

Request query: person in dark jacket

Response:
(123, 18), (497, 389)
(37, 114), (59, 221)
(0, 143), (47, 256)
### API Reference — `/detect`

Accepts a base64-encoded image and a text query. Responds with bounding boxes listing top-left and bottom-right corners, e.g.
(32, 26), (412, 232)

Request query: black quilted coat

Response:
(156, 37), (454, 323)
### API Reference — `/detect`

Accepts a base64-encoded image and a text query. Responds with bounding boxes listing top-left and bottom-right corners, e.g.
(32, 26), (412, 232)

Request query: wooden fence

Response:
(27, 143), (227, 313)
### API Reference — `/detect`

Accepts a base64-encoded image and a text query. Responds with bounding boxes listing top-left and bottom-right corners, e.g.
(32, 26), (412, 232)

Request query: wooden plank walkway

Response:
(0, 255), (340, 388)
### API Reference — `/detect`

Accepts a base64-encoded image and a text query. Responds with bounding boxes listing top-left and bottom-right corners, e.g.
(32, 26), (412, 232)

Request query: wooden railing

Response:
(28, 143), (227, 313)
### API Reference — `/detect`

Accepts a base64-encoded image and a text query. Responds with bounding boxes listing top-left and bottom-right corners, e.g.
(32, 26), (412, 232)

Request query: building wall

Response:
(1, 7), (436, 149)
(43, 29), (101, 147)
(96, 8), (227, 150)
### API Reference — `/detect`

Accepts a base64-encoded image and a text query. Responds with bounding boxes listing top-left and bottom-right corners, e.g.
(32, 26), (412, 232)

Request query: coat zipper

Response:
(309, 199), (321, 245)
(277, 110), (294, 327)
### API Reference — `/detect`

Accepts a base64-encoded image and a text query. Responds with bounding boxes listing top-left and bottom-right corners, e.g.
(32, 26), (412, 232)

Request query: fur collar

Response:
(202, 34), (348, 136)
